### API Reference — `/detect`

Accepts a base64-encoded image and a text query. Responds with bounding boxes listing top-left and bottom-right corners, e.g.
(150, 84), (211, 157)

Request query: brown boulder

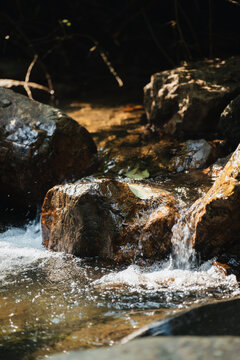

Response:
(41, 179), (178, 263)
(144, 57), (240, 138)
(0, 88), (97, 214)
(181, 144), (240, 259)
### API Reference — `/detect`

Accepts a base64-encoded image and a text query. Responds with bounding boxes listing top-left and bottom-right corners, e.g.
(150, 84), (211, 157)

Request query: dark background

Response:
(0, 0), (240, 102)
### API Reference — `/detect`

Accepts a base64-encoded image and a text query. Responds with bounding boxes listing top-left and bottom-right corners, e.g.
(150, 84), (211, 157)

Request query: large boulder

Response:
(144, 57), (240, 138)
(41, 179), (178, 263)
(177, 144), (240, 259)
(0, 88), (97, 214)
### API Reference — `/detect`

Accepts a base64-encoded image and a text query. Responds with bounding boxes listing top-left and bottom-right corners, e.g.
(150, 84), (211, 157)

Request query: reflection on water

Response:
(0, 221), (239, 359)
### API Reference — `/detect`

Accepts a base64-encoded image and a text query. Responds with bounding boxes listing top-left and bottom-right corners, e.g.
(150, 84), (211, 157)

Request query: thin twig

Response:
(24, 54), (38, 99)
(0, 79), (52, 93)
(97, 49), (123, 87)
(1, 13), (55, 100)
(54, 33), (124, 87)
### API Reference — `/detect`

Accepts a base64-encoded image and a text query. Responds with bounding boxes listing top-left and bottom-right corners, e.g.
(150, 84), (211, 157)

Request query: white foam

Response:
(0, 222), (52, 281)
(0, 222), (238, 299)
(95, 262), (239, 295)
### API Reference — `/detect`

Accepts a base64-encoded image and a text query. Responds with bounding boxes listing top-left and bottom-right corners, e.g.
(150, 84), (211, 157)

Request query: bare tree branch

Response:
(97, 49), (124, 87)
(0, 79), (52, 93)
(24, 54), (38, 99)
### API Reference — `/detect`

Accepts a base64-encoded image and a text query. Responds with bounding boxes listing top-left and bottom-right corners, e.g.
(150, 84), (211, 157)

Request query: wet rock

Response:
(180, 144), (240, 259)
(0, 88), (97, 215)
(169, 139), (214, 172)
(144, 57), (240, 137)
(218, 94), (240, 147)
(41, 179), (178, 263)
(48, 336), (240, 360)
(203, 153), (231, 181)
(124, 298), (240, 338)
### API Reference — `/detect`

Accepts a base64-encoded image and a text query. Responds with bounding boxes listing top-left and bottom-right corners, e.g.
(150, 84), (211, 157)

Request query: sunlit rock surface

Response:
(218, 94), (240, 147)
(0, 88), (97, 214)
(179, 144), (240, 259)
(41, 179), (178, 262)
(144, 57), (240, 137)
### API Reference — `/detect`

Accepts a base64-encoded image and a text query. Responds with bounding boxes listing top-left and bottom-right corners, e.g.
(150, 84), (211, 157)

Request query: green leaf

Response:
(125, 167), (149, 179)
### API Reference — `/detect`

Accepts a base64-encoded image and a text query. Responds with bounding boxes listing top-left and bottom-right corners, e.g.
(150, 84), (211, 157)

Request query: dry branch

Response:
(0, 79), (53, 94)
(0, 54), (54, 99)
(24, 54), (38, 99)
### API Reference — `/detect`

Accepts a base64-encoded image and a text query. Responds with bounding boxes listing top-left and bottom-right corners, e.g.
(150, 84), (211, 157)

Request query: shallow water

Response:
(0, 221), (239, 359)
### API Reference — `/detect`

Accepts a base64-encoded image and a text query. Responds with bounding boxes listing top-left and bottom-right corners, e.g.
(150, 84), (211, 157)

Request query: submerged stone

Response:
(0, 88), (97, 215)
(41, 179), (178, 263)
(144, 56), (240, 138)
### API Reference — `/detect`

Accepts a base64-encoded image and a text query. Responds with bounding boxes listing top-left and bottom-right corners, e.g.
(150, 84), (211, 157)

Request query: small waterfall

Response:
(170, 218), (197, 270)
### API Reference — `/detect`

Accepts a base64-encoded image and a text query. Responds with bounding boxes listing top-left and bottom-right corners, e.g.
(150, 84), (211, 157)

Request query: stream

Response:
(0, 197), (239, 359)
(0, 102), (239, 359)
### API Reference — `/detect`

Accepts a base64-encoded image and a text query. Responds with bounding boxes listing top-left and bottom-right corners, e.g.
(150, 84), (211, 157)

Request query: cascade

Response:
(170, 216), (197, 270)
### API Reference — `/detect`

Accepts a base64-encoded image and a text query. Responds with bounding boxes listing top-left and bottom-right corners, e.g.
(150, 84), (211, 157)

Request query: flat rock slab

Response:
(48, 336), (240, 360)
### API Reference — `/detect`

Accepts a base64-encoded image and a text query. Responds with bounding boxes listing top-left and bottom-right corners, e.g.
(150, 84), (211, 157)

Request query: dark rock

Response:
(144, 57), (240, 138)
(41, 179), (178, 263)
(218, 95), (240, 147)
(124, 298), (240, 338)
(0, 88), (97, 216)
(176, 144), (240, 259)
(48, 336), (240, 360)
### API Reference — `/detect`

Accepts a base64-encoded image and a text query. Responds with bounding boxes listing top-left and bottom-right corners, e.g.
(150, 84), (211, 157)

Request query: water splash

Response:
(95, 204), (240, 298)
(0, 221), (51, 282)
(94, 262), (239, 298)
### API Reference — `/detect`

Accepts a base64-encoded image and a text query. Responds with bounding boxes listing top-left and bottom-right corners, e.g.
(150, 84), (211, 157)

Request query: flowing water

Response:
(0, 103), (239, 359)
(0, 214), (239, 359)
